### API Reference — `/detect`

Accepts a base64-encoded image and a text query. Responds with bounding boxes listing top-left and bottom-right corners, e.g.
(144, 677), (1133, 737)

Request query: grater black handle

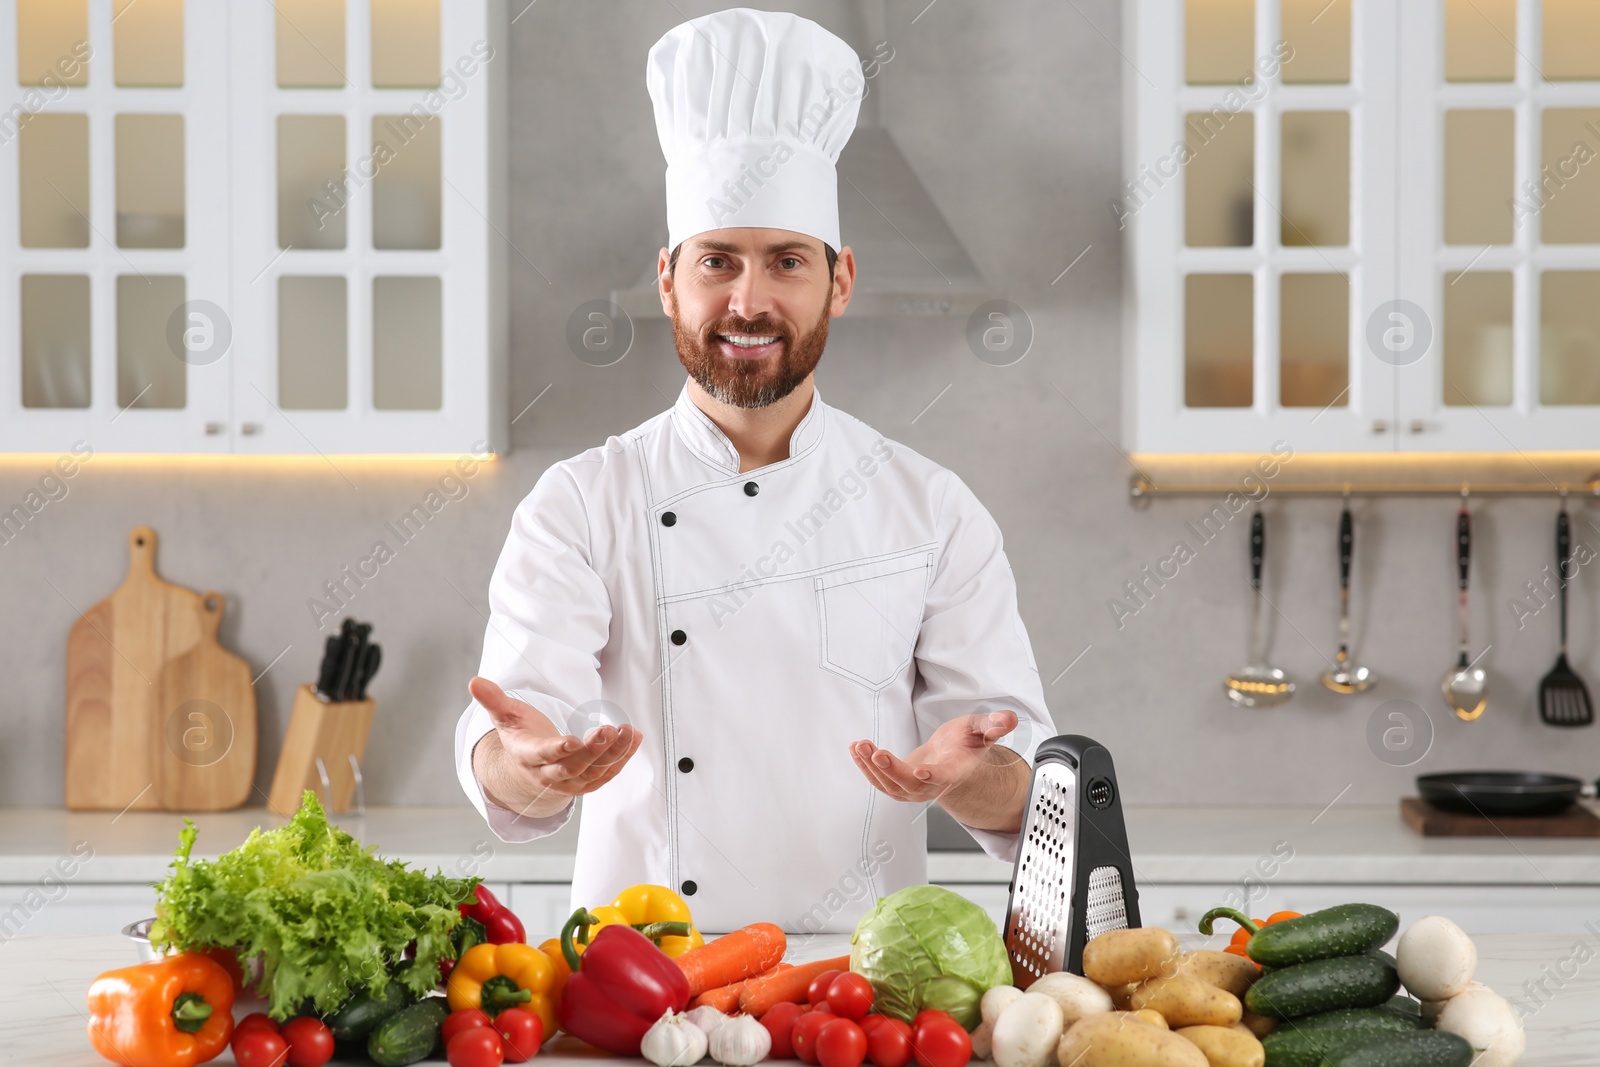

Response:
(1250, 511), (1264, 591)
(1338, 507), (1353, 591)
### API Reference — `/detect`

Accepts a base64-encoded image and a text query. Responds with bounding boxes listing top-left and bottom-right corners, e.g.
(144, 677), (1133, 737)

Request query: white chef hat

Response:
(646, 7), (863, 253)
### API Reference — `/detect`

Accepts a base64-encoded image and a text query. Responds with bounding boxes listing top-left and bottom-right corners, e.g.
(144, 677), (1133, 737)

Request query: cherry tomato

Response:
(235, 1013), (279, 1035)
(865, 1017), (913, 1067)
(793, 1010), (835, 1065)
(912, 1010), (957, 1033)
(911, 1014), (971, 1067)
(232, 1028), (290, 1067)
(826, 973), (875, 1020)
(448, 1027), (505, 1067)
(816, 1018), (868, 1067)
(809, 970), (845, 1006)
(279, 1017), (333, 1067)
(761, 1001), (807, 1059)
(858, 1014), (887, 1036)
(493, 1007), (543, 1063)
(443, 1009), (495, 1046)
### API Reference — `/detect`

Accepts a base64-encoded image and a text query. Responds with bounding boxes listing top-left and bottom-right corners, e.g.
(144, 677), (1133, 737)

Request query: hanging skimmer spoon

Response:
(1322, 502), (1373, 694)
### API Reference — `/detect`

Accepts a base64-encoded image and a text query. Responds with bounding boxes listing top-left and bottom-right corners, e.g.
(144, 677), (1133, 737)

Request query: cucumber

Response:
(1247, 955), (1401, 1020)
(1385, 994), (1422, 1016)
(1248, 904), (1400, 966)
(1317, 1030), (1474, 1067)
(1260, 1005), (1426, 1067)
(325, 980), (415, 1042)
(367, 996), (449, 1067)
(1369, 948), (1397, 970)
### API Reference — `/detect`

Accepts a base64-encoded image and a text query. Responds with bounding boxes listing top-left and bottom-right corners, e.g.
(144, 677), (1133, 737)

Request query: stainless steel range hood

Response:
(613, 2), (996, 320)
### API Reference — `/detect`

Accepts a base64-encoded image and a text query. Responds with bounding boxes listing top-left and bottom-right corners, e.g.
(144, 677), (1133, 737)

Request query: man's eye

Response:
(779, 257), (801, 269)
(702, 256), (726, 269)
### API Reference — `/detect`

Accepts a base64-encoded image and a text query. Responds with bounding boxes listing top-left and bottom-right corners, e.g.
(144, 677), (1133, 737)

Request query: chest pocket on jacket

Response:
(814, 551), (933, 691)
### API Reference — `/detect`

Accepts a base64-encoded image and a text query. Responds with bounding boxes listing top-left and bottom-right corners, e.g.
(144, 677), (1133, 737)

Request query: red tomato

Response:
(816, 1018), (868, 1067)
(443, 1009), (495, 1046)
(761, 1001), (807, 1059)
(911, 1014), (971, 1067)
(912, 1010), (957, 1033)
(448, 1027), (505, 1067)
(826, 974), (874, 1020)
(235, 1013), (279, 1035)
(278, 1017), (333, 1067)
(858, 1014), (886, 1036)
(232, 1028), (290, 1067)
(809, 970), (845, 1006)
(793, 1010), (835, 1065)
(493, 1007), (543, 1063)
(865, 1017), (913, 1067)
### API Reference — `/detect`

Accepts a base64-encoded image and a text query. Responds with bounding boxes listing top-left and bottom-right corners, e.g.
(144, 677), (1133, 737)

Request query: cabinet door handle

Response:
(1409, 420), (1427, 434)
(1372, 419), (1390, 434)
(204, 422), (225, 436)
(240, 422), (262, 436)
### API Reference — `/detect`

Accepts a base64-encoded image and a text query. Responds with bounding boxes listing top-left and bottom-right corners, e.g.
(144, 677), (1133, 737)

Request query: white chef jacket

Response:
(456, 382), (1055, 934)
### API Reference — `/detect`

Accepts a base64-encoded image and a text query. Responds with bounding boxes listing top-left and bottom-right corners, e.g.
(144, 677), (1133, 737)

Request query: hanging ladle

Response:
(1322, 496), (1374, 694)
(1224, 510), (1295, 708)
(1442, 492), (1489, 721)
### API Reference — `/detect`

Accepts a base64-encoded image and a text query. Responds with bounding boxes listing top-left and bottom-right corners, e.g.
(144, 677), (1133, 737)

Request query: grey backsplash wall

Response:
(3, 0), (1596, 817)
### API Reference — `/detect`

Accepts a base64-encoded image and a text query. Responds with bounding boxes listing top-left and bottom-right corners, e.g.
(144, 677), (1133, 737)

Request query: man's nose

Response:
(726, 268), (778, 322)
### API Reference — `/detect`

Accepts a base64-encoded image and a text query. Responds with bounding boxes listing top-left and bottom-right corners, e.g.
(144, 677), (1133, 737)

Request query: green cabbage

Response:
(849, 885), (1012, 1029)
(150, 790), (477, 1019)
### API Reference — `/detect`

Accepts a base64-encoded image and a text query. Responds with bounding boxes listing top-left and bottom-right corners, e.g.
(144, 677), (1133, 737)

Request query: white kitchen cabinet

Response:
(1124, 0), (1600, 455)
(0, 0), (507, 455)
(507, 883), (578, 940)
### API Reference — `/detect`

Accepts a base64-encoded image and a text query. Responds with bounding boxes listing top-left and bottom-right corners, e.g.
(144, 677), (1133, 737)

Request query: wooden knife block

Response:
(268, 684), (375, 815)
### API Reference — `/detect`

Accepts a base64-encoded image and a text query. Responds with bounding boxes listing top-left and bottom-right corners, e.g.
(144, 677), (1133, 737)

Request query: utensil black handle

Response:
(1250, 510), (1264, 591)
(1338, 507), (1353, 591)
(1456, 508), (1471, 591)
(1558, 508), (1571, 650)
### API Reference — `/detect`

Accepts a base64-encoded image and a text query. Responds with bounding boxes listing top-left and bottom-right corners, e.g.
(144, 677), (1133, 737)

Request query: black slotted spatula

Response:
(1540, 508), (1593, 727)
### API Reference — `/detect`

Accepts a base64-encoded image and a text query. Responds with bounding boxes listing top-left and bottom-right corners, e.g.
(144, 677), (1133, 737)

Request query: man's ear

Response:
(656, 247), (674, 317)
(830, 246), (857, 318)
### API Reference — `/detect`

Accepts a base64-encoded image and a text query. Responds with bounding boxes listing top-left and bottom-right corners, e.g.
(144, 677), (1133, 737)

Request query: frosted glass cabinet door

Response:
(227, 0), (503, 456)
(0, 0), (233, 452)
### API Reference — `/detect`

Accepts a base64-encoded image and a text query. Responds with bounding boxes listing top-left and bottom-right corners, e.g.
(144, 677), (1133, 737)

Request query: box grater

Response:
(1003, 734), (1140, 987)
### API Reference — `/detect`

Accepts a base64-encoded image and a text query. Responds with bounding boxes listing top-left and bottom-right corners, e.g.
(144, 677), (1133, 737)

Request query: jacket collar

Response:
(670, 379), (827, 474)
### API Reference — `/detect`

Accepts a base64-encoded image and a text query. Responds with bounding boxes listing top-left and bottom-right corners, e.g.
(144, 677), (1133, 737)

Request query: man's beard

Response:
(672, 290), (830, 409)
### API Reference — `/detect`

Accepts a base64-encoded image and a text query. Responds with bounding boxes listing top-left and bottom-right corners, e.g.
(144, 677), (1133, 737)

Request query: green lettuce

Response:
(149, 790), (478, 1019)
(848, 885), (1012, 1030)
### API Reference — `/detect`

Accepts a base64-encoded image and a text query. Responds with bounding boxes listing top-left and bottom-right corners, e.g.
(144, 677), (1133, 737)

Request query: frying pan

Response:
(1417, 771), (1599, 817)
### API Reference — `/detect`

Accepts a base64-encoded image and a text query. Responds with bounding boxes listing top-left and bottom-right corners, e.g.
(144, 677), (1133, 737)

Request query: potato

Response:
(1057, 1013), (1208, 1067)
(1083, 928), (1182, 986)
(1107, 983), (1138, 1010)
(1173, 951), (1259, 998)
(1175, 1025), (1265, 1067)
(1237, 1010), (1278, 1039)
(1128, 976), (1242, 1028)
(1027, 972), (1114, 1027)
(1397, 915), (1478, 1001)
(1109, 1009), (1168, 1030)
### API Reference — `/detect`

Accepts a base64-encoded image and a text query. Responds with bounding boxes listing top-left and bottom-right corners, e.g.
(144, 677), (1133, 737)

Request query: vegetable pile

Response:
(148, 790), (480, 1020)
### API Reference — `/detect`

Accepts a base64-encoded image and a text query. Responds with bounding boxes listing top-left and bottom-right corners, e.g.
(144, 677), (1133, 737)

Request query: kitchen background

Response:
(3, 0), (1598, 824)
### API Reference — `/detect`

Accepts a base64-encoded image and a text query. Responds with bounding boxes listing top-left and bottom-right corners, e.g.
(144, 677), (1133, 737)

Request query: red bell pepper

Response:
(557, 907), (690, 1055)
(464, 884), (526, 944)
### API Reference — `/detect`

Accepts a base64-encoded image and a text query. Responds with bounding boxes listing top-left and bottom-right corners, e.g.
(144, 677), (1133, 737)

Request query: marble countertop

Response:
(2, 931), (1591, 1066)
(3, 802), (1599, 886)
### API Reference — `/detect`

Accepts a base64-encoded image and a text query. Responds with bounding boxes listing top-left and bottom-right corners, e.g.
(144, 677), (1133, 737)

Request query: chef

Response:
(456, 7), (1055, 935)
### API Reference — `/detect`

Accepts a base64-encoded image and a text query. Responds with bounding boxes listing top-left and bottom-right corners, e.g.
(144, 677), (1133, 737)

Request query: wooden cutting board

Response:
(154, 591), (257, 811)
(1400, 797), (1600, 837)
(65, 527), (206, 810)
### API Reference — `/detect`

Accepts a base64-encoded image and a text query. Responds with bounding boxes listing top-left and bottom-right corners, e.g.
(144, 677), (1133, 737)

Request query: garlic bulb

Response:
(707, 1013), (771, 1066)
(685, 1005), (730, 1037)
(641, 1009), (709, 1067)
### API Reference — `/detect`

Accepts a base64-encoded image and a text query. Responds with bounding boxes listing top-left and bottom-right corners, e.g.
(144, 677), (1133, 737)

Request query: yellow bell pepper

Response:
(584, 884), (704, 958)
(446, 942), (557, 1042)
(536, 936), (574, 1033)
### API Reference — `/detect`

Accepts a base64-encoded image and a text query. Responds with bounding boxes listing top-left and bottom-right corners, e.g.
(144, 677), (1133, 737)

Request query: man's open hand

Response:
(469, 676), (641, 816)
(849, 710), (1020, 804)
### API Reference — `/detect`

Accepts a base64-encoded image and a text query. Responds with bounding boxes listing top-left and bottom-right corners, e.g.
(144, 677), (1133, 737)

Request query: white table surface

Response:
(4, 802), (1598, 887)
(1, 931), (1593, 1066)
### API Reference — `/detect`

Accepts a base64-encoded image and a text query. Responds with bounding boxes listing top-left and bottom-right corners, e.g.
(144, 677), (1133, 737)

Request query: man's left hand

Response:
(849, 710), (1020, 803)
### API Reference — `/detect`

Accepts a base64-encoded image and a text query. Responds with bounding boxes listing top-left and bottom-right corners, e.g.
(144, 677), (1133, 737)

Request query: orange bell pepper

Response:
(446, 941), (558, 1045)
(1212, 910), (1303, 967)
(87, 952), (235, 1067)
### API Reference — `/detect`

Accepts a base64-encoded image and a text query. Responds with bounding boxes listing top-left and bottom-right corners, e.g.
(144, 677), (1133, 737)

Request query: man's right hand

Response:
(468, 676), (641, 819)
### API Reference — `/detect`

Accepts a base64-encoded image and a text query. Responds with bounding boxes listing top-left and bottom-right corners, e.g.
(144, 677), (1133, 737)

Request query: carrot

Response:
(688, 962), (791, 1012)
(676, 922), (788, 998)
(738, 953), (852, 1017)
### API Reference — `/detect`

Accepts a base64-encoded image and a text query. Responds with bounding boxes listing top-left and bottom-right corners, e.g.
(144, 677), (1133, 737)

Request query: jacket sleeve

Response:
(910, 472), (1055, 863)
(455, 460), (611, 843)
